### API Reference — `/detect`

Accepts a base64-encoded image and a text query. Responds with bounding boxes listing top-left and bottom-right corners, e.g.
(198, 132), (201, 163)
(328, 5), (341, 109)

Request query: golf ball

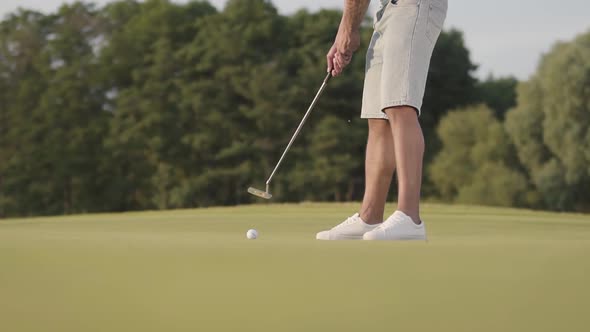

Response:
(246, 229), (258, 240)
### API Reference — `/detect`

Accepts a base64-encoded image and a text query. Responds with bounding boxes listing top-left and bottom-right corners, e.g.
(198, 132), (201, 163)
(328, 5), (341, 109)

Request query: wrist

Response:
(338, 17), (357, 34)
(338, 26), (356, 38)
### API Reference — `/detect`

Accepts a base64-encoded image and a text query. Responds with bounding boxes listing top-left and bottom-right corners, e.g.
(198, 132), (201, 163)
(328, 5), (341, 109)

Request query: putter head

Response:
(247, 187), (272, 200)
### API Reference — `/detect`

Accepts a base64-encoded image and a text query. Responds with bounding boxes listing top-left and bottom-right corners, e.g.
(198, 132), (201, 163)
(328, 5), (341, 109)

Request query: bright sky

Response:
(1, 0), (588, 80)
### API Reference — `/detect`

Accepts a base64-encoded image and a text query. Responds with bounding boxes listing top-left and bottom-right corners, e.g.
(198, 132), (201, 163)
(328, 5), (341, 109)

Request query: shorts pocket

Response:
(426, 2), (446, 43)
(373, 6), (388, 30)
(392, 0), (421, 7)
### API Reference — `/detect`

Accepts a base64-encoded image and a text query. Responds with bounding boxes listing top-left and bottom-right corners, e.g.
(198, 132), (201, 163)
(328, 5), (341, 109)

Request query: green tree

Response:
(171, 0), (290, 206)
(35, 2), (111, 214)
(476, 74), (518, 119)
(420, 29), (479, 195)
(429, 105), (530, 207)
(505, 30), (590, 211)
(0, 9), (52, 216)
(101, 0), (216, 210)
(0, 3), (111, 216)
(287, 115), (365, 201)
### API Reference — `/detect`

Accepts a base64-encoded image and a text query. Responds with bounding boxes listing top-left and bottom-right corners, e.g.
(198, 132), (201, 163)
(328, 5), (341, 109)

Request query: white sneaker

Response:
(363, 210), (426, 241)
(316, 213), (380, 240)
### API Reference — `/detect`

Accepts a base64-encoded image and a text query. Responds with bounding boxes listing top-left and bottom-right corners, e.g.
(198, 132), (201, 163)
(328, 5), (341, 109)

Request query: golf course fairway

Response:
(1, 203), (589, 332)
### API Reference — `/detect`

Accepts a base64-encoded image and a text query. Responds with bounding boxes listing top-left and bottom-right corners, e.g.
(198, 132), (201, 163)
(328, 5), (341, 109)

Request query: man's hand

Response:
(327, 29), (360, 77)
(325, 0), (369, 77)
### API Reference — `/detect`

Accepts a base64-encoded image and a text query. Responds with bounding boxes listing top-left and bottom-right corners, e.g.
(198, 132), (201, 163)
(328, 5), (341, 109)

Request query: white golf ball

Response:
(246, 229), (258, 240)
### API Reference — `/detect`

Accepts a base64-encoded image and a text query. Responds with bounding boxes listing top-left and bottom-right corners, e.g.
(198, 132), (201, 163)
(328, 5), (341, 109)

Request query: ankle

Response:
(359, 212), (383, 225)
(396, 209), (421, 225)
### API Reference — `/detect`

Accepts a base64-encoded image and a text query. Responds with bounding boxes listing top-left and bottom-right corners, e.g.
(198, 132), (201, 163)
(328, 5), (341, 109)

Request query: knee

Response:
(368, 119), (390, 135)
(383, 106), (418, 126)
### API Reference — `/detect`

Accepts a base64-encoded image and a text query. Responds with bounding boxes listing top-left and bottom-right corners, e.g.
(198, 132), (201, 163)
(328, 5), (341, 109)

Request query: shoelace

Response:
(332, 215), (359, 229)
(380, 214), (405, 230)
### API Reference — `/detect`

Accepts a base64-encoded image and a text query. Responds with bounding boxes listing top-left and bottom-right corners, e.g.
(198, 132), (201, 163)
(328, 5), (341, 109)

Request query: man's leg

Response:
(359, 119), (396, 225)
(384, 106), (424, 224)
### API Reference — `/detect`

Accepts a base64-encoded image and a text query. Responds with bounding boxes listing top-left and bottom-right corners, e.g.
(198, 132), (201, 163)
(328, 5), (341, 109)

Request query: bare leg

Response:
(384, 106), (424, 224)
(359, 119), (396, 225)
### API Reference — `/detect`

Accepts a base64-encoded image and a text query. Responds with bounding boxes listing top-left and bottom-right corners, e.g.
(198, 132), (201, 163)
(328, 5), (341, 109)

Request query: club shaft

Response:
(266, 73), (331, 187)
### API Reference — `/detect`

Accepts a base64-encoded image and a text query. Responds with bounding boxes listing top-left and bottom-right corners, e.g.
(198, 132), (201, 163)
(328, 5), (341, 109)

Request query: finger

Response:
(331, 60), (340, 76)
(337, 59), (343, 72)
(334, 58), (342, 73)
(326, 45), (336, 73)
(338, 51), (352, 64)
(333, 67), (341, 77)
(335, 53), (348, 70)
(336, 52), (351, 69)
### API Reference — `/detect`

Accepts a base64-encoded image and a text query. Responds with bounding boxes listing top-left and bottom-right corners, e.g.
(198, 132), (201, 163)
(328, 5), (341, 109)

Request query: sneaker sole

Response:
(363, 234), (427, 241)
(316, 234), (364, 240)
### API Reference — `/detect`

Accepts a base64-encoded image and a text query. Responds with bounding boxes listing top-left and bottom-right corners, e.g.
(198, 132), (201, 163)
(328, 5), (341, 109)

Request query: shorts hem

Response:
(381, 100), (422, 116)
(360, 113), (389, 119)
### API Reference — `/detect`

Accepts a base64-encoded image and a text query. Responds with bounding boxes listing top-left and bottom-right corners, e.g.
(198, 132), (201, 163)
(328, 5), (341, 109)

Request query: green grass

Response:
(1, 203), (589, 332)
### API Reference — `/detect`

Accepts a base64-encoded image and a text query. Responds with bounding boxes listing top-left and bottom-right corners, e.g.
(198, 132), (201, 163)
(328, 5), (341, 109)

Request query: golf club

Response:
(248, 72), (332, 199)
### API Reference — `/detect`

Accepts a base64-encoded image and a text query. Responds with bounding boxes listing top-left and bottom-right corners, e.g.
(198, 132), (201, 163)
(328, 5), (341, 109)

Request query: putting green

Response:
(1, 203), (589, 332)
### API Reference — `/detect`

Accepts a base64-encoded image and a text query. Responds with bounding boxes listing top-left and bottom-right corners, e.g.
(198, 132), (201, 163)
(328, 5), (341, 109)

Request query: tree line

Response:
(1, 0), (587, 217)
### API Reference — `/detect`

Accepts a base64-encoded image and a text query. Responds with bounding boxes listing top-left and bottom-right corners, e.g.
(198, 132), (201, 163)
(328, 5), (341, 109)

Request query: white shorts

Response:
(361, 0), (448, 118)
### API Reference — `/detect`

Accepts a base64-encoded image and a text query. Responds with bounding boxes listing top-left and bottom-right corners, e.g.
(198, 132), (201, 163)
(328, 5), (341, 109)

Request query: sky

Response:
(1, 0), (588, 80)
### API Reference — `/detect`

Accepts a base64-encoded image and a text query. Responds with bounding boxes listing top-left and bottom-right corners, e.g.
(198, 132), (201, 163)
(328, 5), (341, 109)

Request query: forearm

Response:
(339, 0), (371, 34)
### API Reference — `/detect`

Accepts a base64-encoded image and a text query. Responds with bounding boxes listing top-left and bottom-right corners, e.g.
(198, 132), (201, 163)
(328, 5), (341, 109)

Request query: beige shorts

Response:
(361, 0), (448, 118)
